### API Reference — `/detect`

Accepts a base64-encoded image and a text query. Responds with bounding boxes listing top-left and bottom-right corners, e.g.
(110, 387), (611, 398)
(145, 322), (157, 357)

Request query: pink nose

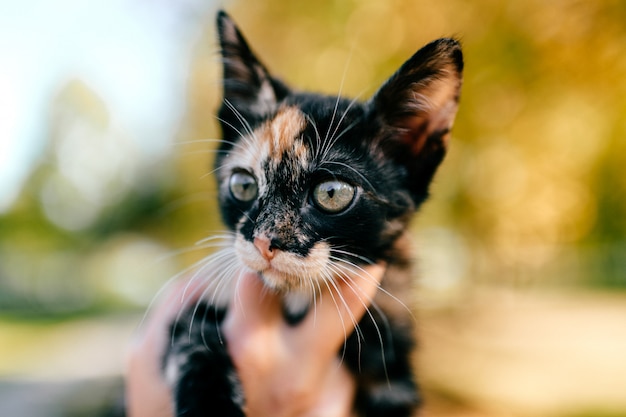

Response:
(253, 236), (277, 261)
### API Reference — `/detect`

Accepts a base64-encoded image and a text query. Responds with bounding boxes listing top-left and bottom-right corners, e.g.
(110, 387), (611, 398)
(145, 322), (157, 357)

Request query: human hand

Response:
(223, 263), (386, 417)
(125, 262), (386, 417)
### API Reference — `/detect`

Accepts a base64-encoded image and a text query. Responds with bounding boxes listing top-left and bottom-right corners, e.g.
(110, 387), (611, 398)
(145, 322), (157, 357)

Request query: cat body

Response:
(164, 11), (463, 417)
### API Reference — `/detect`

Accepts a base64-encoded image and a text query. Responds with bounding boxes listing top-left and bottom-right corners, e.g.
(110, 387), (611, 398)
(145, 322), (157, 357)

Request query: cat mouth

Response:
(235, 235), (331, 292)
(237, 255), (291, 290)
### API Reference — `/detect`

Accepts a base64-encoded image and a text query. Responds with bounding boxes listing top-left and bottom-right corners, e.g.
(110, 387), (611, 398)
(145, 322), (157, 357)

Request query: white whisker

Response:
(319, 94), (363, 163)
(320, 94), (362, 161)
(324, 160), (376, 193)
(330, 255), (416, 322)
(328, 261), (392, 383)
(321, 42), (354, 153)
(329, 248), (375, 265)
(174, 138), (241, 149)
(222, 99), (256, 139)
(305, 114), (323, 160)
(195, 232), (238, 246)
(320, 276), (352, 368)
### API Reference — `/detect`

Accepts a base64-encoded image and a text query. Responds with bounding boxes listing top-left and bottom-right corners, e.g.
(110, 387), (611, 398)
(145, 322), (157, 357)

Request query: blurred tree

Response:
(1, 0), (625, 320)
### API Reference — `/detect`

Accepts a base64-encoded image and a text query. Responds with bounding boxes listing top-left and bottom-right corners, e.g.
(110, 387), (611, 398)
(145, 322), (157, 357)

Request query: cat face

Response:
(214, 11), (462, 293)
(217, 102), (390, 291)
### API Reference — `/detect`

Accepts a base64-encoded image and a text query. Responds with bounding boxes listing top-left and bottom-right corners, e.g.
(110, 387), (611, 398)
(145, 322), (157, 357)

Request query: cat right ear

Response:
(216, 11), (288, 117)
(371, 38), (463, 203)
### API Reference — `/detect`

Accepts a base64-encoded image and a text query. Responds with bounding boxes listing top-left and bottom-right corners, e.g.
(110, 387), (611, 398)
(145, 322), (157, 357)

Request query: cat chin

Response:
(214, 269), (310, 325)
(257, 269), (316, 295)
(256, 271), (314, 325)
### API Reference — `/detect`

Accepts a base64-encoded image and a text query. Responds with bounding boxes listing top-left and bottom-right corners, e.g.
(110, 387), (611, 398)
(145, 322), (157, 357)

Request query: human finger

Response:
(289, 262), (387, 355)
(225, 271), (283, 331)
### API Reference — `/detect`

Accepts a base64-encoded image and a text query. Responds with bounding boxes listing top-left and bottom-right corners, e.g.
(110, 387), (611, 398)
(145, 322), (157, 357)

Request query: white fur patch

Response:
(164, 350), (187, 388)
(283, 290), (313, 316)
(234, 234), (331, 292)
(228, 369), (245, 407)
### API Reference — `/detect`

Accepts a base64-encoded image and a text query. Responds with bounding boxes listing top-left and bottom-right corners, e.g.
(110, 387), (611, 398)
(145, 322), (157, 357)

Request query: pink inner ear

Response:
(399, 99), (457, 157)
(399, 117), (430, 156)
(393, 71), (460, 157)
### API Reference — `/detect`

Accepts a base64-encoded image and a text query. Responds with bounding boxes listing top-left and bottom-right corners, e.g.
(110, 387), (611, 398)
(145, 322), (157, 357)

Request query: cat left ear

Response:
(372, 39), (463, 201)
(216, 11), (288, 117)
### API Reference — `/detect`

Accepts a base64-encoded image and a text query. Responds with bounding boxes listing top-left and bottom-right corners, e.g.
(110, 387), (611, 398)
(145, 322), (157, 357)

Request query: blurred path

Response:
(1, 290), (625, 417)
(418, 289), (626, 417)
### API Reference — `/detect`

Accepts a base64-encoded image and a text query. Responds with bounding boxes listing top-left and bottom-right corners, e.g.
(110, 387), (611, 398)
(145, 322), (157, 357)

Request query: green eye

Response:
(312, 180), (355, 213)
(229, 172), (258, 202)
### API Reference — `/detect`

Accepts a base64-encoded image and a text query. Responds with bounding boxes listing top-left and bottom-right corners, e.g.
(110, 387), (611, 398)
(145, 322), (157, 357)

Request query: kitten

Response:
(164, 10), (462, 417)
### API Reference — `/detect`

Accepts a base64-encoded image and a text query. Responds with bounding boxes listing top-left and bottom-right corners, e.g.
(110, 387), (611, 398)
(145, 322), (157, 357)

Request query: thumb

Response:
(290, 262), (387, 354)
(223, 271), (282, 337)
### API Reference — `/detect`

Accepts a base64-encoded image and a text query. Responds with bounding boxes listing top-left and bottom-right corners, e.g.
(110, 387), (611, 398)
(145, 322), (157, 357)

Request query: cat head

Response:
(214, 11), (462, 292)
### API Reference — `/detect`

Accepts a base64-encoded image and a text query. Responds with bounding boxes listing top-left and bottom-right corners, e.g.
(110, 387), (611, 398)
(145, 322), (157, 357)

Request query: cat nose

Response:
(253, 236), (281, 261)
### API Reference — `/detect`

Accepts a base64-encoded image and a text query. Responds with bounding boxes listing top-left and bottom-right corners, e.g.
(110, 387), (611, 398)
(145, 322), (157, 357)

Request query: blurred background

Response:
(1, 0), (625, 416)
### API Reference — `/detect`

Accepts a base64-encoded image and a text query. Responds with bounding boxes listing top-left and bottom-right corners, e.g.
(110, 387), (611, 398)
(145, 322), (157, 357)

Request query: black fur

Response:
(164, 10), (462, 417)
(165, 306), (245, 416)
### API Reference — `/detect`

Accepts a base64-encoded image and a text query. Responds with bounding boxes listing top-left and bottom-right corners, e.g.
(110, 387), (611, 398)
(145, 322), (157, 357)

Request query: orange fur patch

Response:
(259, 106), (307, 163)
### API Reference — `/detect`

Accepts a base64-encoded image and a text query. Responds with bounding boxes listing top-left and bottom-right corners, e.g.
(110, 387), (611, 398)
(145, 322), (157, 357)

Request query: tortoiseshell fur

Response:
(163, 10), (463, 417)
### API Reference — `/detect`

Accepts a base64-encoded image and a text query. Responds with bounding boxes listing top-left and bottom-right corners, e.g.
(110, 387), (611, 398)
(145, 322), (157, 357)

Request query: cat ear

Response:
(371, 39), (463, 202)
(216, 11), (288, 116)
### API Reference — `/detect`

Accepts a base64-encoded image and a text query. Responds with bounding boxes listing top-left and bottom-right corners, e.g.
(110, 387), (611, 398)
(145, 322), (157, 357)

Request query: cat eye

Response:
(229, 171), (258, 202)
(312, 180), (355, 213)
